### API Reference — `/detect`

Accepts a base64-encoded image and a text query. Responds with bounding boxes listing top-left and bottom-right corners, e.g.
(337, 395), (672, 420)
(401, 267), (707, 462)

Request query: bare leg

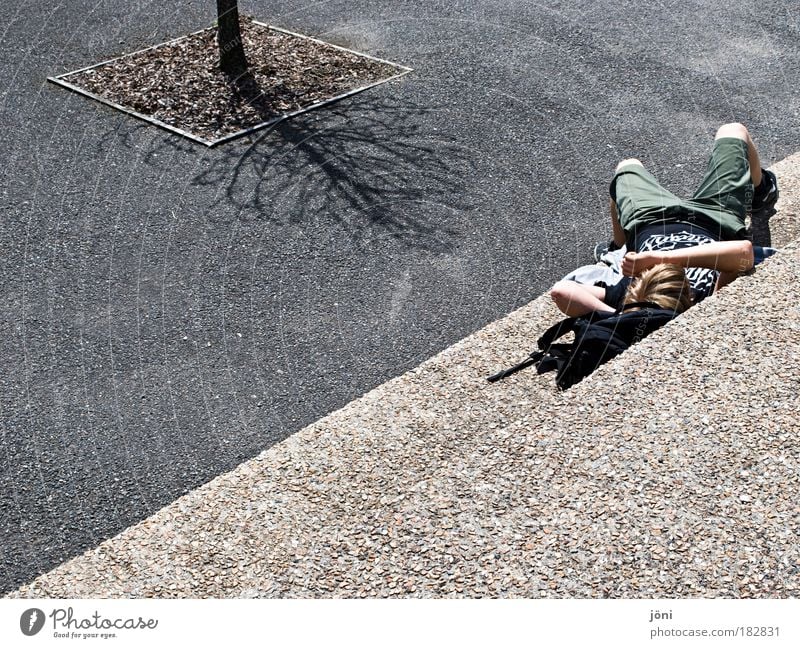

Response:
(715, 122), (762, 187)
(610, 158), (644, 247)
(610, 199), (626, 247)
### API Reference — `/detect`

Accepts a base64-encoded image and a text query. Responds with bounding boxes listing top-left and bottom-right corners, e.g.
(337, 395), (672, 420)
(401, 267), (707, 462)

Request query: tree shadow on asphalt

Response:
(98, 82), (475, 255)
(193, 91), (471, 255)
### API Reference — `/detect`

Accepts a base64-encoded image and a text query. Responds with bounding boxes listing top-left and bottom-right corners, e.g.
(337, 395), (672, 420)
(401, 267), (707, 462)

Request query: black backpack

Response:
(487, 302), (678, 390)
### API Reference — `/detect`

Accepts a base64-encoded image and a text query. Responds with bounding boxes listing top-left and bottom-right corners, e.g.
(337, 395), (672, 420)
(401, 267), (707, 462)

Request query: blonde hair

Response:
(624, 263), (693, 313)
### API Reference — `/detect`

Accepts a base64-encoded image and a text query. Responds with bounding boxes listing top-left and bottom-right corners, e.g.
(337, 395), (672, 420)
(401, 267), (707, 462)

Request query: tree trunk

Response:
(217, 0), (248, 76)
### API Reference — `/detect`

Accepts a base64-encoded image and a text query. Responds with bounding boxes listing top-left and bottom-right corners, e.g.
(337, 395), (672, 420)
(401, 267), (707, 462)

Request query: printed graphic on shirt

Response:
(638, 231), (718, 301)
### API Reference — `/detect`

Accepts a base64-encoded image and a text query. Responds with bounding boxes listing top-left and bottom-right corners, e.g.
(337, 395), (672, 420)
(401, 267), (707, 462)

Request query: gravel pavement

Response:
(9, 157), (800, 598)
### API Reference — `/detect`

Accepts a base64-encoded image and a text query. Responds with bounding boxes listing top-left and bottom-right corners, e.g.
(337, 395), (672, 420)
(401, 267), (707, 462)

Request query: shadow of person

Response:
(749, 207), (775, 248)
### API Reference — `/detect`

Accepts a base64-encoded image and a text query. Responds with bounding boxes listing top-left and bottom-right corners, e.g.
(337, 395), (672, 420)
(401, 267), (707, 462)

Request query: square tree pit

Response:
(49, 18), (411, 146)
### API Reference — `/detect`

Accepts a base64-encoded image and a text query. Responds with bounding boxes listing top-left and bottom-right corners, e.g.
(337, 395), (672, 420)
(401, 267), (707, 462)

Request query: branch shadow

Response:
(88, 73), (476, 255)
(188, 87), (475, 254)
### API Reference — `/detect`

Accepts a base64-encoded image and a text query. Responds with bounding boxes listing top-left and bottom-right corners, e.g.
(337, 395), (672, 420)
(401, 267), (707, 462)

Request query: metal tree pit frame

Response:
(47, 21), (413, 147)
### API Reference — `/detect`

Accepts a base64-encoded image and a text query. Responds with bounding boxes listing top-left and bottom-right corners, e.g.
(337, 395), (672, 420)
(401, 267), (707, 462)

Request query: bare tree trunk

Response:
(217, 0), (248, 76)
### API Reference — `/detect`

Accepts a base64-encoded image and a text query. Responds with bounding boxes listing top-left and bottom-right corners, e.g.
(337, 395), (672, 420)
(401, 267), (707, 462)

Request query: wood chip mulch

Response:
(60, 18), (406, 143)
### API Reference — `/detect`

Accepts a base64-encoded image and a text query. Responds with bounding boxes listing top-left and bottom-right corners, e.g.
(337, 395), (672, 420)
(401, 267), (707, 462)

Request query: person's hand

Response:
(621, 251), (657, 277)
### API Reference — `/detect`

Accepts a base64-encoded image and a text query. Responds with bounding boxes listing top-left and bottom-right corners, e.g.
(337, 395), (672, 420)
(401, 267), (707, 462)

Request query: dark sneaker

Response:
(593, 240), (620, 263)
(752, 168), (778, 218)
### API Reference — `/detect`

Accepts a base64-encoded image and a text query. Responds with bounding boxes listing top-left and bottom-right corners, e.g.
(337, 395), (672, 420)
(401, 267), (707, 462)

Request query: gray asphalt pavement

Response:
(2, 0), (799, 594)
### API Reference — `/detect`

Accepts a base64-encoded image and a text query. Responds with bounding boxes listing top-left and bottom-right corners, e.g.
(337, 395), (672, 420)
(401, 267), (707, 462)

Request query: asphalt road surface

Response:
(2, 0), (799, 593)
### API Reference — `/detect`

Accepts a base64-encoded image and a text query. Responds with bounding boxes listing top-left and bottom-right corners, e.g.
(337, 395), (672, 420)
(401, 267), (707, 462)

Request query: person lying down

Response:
(551, 239), (757, 317)
(551, 121), (779, 317)
(487, 122), (779, 389)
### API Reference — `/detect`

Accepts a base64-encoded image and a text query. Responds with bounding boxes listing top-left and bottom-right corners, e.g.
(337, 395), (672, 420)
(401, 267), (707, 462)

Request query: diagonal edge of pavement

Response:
(8, 154), (800, 598)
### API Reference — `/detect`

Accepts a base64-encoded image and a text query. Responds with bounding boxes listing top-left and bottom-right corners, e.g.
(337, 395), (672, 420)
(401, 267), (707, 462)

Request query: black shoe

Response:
(593, 240), (620, 263)
(752, 169), (778, 218)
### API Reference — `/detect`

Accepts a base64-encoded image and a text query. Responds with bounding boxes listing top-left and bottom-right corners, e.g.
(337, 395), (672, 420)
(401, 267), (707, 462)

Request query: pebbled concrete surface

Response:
(2, 0), (800, 593)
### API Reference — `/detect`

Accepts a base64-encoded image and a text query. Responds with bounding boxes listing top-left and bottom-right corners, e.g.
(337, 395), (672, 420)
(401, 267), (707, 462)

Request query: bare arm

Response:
(621, 240), (754, 277)
(550, 280), (615, 316)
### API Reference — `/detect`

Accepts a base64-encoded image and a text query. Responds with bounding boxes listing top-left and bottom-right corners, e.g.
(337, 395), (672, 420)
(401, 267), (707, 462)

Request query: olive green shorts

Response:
(610, 137), (753, 244)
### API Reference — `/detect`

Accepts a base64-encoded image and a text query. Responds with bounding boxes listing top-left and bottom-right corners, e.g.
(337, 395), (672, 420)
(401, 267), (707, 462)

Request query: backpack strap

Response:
(487, 306), (679, 386)
(486, 352), (545, 382)
(486, 316), (580, 382)
(537, 316), (580, 348)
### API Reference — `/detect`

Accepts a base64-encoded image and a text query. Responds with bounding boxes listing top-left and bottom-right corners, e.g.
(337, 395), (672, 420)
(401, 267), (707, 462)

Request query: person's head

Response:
(624, 263), (693, 313)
